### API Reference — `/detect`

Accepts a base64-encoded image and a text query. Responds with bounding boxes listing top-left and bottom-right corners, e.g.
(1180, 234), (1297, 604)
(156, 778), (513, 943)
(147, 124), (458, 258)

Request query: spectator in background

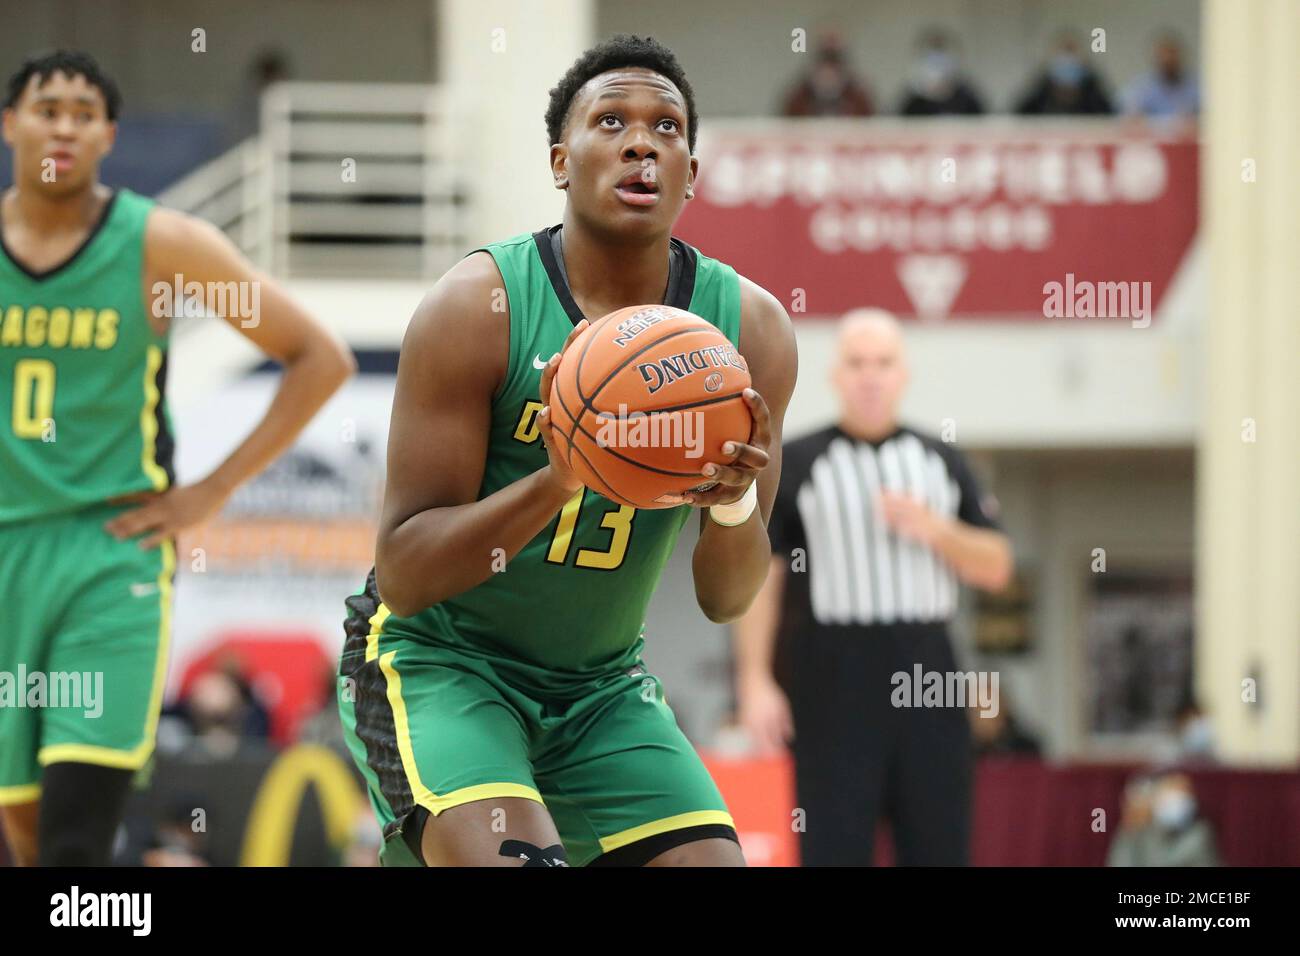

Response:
(1107, 772), (1220, 866)
(343, 807), (382, 867)
(1171, 699), (1218, 765)
(140, 799), (212, 867)
(1123, 33), (1199, 120)
(114, 795), (211, 867)
(970, 694), (1042, 757)
(298, 659), (348, 751)
(899, 28), (985, 116)
(229, 48), (291, 144)
(780, 31), (874, 117)
(170, 662), (272, 758)
(1015, 32), (1114, 115)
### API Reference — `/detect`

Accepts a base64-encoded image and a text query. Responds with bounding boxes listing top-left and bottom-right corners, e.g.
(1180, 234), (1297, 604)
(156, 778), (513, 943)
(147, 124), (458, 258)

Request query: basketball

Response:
(548, 304), (753, 509)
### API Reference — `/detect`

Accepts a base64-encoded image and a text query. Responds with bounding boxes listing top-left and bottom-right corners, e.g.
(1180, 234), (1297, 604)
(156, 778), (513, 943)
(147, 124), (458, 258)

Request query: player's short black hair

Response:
(545, 34), (697, 153)
(4, 49), (121, 121)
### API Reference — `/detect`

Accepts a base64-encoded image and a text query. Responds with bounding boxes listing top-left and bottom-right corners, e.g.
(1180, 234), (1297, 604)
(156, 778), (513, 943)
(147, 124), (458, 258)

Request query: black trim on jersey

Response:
(531, 224), (699, 327)
(587, 823), (739, 867)
(153, 350), (177, 488)
(0, 188), (120, 282)
(340, 568), (417, 846)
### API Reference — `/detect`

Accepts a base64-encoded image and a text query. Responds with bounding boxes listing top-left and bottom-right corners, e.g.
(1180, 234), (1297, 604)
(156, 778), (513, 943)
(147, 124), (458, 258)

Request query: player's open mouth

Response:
(614, 174), (660, 207)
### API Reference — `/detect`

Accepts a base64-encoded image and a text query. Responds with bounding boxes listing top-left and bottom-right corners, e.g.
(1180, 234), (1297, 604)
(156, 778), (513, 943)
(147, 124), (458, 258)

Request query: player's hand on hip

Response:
(535, 318), (589, 496)
(675, 387), (771, 507)
(104, 480), (230, 549)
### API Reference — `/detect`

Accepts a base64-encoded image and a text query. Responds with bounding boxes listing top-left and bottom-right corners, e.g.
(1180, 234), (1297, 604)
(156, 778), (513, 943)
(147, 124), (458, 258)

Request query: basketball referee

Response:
(734, 309), (1014, 866)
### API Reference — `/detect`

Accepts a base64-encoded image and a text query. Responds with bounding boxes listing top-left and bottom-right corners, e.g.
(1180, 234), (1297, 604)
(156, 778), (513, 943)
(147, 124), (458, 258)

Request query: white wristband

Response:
(708, 481), (759, 527)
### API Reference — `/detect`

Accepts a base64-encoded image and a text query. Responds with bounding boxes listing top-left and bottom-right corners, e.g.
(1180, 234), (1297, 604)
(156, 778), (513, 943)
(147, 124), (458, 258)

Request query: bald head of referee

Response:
(831, 308), (911, 441)
(732, 306), (1015, 866)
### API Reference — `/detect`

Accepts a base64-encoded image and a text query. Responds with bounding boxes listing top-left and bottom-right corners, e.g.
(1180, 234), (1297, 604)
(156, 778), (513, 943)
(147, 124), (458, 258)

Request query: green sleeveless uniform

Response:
(0, 188), (176, 804)
(339, 226), (743, 865)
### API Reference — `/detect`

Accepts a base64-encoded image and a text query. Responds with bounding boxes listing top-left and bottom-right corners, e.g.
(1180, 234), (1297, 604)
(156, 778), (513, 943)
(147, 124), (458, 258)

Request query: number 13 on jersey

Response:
(546, 488), (636, 570)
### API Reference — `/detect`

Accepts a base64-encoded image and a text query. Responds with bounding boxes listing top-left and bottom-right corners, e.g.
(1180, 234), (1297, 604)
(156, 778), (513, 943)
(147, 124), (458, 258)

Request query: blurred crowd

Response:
(780, 28), (1199, 123)
(115, 652), (374, 866)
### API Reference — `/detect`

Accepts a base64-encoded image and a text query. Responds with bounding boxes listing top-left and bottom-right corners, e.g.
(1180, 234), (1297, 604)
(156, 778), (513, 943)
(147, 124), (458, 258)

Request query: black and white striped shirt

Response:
(768, 424), (1000, 629)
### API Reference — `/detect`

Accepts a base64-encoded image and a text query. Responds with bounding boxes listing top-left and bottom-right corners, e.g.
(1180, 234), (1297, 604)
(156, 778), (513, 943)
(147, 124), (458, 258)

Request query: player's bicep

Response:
(146, 208), (332, 362)
(379, 260), (505, 535)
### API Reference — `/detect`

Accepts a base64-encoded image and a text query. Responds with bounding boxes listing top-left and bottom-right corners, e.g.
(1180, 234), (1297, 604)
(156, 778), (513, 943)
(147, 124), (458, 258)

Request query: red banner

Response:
(676, 122), (1199, 322)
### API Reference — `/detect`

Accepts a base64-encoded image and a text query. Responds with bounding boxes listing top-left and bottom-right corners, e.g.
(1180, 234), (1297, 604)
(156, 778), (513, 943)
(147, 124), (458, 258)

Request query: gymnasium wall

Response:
(599, 0), (1202, 117)
(2, 0), (1200, 127)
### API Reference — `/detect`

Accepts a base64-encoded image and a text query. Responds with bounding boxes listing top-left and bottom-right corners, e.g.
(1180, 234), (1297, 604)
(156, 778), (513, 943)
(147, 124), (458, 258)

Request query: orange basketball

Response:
(548, 304), (753, 509)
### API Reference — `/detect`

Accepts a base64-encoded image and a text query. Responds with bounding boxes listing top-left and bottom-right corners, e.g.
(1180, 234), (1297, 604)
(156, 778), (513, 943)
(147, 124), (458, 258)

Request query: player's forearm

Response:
(376, 466), (576, 617)
(931, 519), (1013, 592)
(732, 557), (785, 685)
(691, 513), (772, 623)
(203, 336), (355, 499)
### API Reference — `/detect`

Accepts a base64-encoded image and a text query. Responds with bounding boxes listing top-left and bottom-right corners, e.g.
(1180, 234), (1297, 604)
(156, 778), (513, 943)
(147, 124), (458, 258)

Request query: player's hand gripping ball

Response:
(547, 305), (755, 509)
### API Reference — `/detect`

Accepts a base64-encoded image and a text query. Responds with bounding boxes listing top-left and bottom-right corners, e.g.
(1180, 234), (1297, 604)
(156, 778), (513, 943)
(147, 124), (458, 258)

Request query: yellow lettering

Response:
(94, 309), (119, 350)
(12, 358), (55, 439)
(46, 306), (70, 348)
(2, 306), (23, 346)
(513, 400), (545, 444)
(70, 308), (95, 349)
(25, 307), (48, 348)
(576, 505), (635, 569)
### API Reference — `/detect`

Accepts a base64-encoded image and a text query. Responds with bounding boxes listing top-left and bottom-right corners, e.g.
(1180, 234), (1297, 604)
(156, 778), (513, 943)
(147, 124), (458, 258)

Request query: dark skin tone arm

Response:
(105, 208), (356, 547)
(374, 251), (590, 618)
(686, 278), (798, 623)
(376, 259), (796, 624)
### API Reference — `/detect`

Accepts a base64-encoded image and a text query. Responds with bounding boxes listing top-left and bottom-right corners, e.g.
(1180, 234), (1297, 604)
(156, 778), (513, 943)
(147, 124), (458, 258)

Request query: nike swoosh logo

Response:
(533, 355), (548, 369)
(130, 582), (160, 598)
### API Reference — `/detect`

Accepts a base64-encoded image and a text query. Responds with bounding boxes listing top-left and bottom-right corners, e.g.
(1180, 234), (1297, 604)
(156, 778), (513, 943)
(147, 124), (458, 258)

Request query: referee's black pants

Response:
(786, 622), (973, 866)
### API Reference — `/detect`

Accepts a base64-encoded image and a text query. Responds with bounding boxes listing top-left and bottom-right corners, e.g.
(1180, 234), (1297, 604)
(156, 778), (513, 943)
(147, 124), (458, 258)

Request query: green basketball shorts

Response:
(0, 502), (174, 805)
(337, 571), (736, 866)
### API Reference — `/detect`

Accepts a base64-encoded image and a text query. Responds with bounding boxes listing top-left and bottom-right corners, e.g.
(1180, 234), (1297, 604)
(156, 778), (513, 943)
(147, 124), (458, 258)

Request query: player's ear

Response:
(685, 155), (698, 200)
(549, 142), (569, 190)
(1, 108), (14, 148)
(100, 119), (117, 158)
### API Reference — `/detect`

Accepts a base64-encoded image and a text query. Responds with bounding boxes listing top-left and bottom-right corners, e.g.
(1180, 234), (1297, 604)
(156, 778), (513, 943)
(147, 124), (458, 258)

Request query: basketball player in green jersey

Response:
(0, 51), (355, 865)
(339, 35), (797, 866)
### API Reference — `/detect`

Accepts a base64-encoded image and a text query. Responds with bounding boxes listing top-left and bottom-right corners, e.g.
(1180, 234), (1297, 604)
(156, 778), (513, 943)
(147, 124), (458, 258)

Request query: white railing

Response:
(156, 82), (465, 281)
(157, 139), (270, 265)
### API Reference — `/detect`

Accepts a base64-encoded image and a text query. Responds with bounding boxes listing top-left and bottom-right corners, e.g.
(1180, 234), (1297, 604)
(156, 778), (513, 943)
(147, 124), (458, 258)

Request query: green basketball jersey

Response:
(380, 225), (741, 686)
(0, 188), (171, 525)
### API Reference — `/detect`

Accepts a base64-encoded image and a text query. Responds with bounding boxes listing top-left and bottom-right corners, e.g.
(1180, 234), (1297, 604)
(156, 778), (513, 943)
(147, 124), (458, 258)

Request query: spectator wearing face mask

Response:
(781, 31), (874, 117)
(1106, 772), (1220, 867)
(1123, 33), (1200, 120)
(969, 695), (1042, 758)
(1172, 701), (1217, 765)
(1015, 32), (1114, 115)
(899, 28), (985, 116)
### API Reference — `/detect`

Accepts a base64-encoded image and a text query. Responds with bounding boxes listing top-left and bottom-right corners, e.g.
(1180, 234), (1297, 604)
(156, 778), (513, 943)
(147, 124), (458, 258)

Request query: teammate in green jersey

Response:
(339, 35), (798, 866)
(0, 50), (355, 865)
